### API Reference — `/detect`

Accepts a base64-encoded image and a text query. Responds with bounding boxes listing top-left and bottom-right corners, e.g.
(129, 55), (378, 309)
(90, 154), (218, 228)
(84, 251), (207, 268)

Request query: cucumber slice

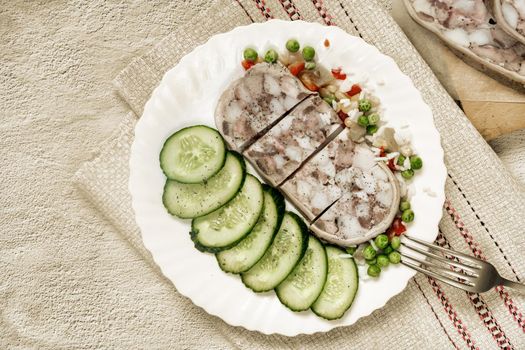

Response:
(160, 125), (226, 183)
(241, 212), (308, 292)
(191, 174), (264, 252)
(275, 236), (328, 311)
(163, 152), (245, 219)
(216, 185), (285, 273)
(311, 246), (359, 320)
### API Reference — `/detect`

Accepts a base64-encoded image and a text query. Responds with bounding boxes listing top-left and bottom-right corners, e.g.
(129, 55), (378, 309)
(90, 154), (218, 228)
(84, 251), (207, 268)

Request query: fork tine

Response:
(401, 241), (480, 275)
(405, 235), (483, 268)
(402, 252), (477, 284)
(401, 259), (476, 292)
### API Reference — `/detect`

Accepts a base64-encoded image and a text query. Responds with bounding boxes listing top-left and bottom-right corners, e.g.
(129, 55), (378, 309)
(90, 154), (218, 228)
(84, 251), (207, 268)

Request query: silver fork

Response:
(400, 235), (525, 293)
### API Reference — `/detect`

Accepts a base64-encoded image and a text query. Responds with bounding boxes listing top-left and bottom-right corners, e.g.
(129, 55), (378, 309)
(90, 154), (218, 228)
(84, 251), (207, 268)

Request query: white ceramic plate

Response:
(129, 20), (446, 336)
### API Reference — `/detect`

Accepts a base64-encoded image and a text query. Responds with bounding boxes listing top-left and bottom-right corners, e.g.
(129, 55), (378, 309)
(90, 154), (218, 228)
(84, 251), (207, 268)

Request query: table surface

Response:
(1, 1), (523, 348)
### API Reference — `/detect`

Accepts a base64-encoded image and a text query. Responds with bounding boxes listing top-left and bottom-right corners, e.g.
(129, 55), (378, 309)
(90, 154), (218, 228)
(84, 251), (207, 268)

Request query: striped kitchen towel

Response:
(76, 0), (525, 348)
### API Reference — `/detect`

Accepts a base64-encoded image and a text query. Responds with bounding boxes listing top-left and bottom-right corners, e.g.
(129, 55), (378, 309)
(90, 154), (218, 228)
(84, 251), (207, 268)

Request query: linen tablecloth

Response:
(75, 0), (525, 348)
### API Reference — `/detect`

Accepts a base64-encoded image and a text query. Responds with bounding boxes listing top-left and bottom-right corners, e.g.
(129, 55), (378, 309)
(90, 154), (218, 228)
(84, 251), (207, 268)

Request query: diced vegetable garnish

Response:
(387, 158), (396, 171)
(388, 251), (401, 264)
(305, 61), (316, 70)
(390, 236), (401, 250)
(338, 110), (348, 122)
(346, 84), (362, 97)
(401, 209), (414, 223)
(286, 39), (300, 52)
(241, 59), (255, 70)
(363, 244), (377, 260)
(346, 246), (357, 255)
(302, 46), (315, 61)
(410, 155), (423, 170)
(264, 49), (278, 63)
(383, 245), (394, 255)
(331, 68), (346, 80)
(243, 48), (258, 62)
(358, 99), (372, 112)
(399, 199), (410, 211)
(401, 169), (414, 179)
(357, 115), (369, 127)
(377, 254), (390, 268)
(367, 264), (381, 277)
(387, 217), (406, 238)
(366, 125), (378, 135)
(368, 113), (380, 125)
(288, 61), (305, 76)
(397, 155), (406, 166)
(374, 234), (389, 249)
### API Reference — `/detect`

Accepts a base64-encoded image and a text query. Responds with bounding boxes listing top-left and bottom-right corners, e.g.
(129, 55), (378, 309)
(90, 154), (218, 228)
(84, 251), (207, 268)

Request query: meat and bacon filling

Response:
(244, 95), (341, 186)
(311, 145), (395, 240)
(280, 129), (354, 220)
(215, 62), (311, 150)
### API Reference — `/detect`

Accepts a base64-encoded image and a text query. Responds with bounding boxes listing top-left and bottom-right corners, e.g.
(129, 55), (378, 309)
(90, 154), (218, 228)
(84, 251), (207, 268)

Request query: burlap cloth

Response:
(75, 0), (525, 348)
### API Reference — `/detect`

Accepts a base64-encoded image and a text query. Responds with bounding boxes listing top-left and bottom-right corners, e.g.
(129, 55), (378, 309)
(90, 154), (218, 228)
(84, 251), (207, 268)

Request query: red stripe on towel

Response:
(436, 233), (515, 349)
(445, 200), (525, 333)
(414, 278), (462, 350)
(311, 0), (334, 25)
(278, 0), (302, 20)
(253, 0), (273, 19)
(427, 276), (479, 350)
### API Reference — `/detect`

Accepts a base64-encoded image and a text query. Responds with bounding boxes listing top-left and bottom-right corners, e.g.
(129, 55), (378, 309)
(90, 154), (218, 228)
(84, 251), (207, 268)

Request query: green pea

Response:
(302, 46), (316, 61)
(374, 234), (389, 249)
(366, 125), (378, 135)
(397, 155), (406, 166)
(264, 49), (278, 63)
(401, 169), (414, 180)
(367, 264), (381, 277)
(366, 258), (377, 265)
(346, 246), (357, 255)
(389, 251), (401, 264)
(410, 155), (423, 170)
(305, 61), (316, 70)
(377, 254), (390, 268)
(357, 115), (369, 127)
(383, 245), (394, 255)
(390, 236), (401, 250)
(358, 99), (372, 112)
(402, 209), (415, 223)
(323, 96), (336, 106)
(285, 39), (300, 53)
(243, 48), (258, 62)
(363, 244), (377, 260)
(399, 199), (411, 212)
(368, 113), (380, 125)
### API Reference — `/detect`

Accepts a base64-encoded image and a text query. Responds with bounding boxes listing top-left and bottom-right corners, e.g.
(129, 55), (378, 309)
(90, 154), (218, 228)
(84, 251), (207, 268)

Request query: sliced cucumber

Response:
(216, 185), (285, 273)
(275, 236), (328, 311)
(160, 125), (226, 183)
(241, 212), (308, 292)
(311, 246), (359, 320)
(191, 174), (264, 252)
(163, 152), (245, 219)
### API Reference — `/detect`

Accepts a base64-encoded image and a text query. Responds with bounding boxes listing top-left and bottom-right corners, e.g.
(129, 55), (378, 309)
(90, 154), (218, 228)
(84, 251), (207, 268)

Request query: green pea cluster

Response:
(356, 99), (381, 135)
(398, 155), (423, 180)
(354, 234), (402, 278)
(243, 39), (317, 66)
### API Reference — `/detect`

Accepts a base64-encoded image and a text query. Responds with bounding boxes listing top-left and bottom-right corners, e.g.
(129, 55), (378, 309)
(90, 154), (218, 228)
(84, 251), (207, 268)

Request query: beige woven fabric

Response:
(76, 0), (525, 348)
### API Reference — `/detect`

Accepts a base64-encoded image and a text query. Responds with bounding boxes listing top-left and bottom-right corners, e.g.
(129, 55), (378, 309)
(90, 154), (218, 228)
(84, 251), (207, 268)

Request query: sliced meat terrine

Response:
(280, 129), (399, 245)
(215, 62), (312, 151)
(243, 95), (342, 186)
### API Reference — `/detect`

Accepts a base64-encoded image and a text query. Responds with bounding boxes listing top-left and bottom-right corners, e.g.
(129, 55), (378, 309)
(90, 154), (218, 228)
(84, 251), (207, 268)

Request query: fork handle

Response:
(501, 278), (525, 293)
